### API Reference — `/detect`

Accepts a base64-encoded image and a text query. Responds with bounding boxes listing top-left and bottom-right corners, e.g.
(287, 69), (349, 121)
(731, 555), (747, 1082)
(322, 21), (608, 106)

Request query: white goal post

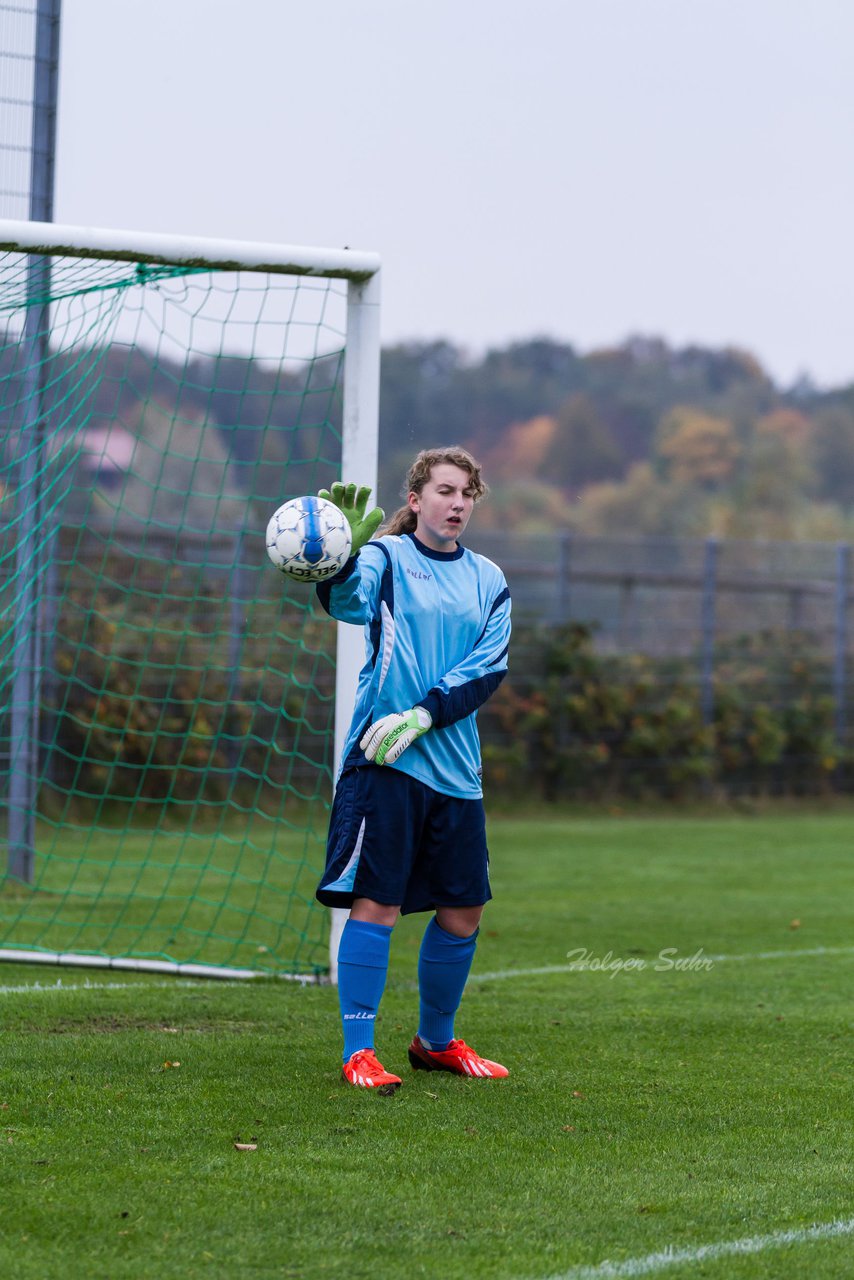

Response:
(0, 217), (379, 983)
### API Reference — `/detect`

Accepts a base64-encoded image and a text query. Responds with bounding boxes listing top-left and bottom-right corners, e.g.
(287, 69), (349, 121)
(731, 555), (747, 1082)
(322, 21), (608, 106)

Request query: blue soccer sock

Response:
(417, 916), (478, 1052)
(337, 918), (393, 1063)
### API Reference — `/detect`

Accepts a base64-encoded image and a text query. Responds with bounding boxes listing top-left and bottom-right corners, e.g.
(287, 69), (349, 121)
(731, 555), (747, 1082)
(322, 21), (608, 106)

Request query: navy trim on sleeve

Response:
(368, 541), (394, 665)
(475, 586), (511, 645)
(315, 554), (360, 616)
(420, 669), (507, 730)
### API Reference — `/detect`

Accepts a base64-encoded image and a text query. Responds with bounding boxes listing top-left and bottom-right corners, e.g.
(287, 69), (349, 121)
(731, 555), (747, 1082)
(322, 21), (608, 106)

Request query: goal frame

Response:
(0, 217), (380, 982)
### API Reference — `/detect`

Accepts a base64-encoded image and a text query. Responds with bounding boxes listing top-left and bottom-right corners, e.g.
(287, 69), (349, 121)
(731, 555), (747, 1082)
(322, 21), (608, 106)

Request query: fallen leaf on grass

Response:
(234, 1143), (258, 1152)
(562, 1125), (575, 1132)
(790, 919), (801, 929)
(572, 1090), (586, 1099)
(425, 1092), (439, 1100)
(159, 1061), (181, 1071)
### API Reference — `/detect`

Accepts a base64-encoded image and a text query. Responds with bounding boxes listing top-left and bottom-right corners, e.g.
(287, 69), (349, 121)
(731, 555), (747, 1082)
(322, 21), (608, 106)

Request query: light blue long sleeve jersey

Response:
(317, 531), (511, 800)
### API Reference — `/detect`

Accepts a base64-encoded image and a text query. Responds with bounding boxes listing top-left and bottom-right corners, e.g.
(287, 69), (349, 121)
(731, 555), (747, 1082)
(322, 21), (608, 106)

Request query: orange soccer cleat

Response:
(342, 1048), (402, 1095)
(407, 1035), (509, 1078)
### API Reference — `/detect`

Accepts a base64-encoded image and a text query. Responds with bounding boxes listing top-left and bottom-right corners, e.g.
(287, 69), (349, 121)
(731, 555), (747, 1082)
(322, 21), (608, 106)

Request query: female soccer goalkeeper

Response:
(315, 445), (512, 1094)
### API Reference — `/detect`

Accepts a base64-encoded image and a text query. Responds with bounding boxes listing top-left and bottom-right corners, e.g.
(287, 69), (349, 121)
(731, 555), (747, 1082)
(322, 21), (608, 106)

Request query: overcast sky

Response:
(50, 0), (854, 388)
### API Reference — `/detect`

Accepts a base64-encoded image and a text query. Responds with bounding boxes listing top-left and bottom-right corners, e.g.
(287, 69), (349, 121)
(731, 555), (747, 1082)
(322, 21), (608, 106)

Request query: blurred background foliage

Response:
(376, 336), (854, 541)
(6, 330), (854, 542)
(6, 329), (854, 810)
(480, 623), (843, 803)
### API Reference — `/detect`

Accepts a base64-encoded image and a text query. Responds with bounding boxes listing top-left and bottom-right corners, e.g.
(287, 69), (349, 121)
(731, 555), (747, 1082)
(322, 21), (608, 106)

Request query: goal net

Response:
(0, 221), (379, 979)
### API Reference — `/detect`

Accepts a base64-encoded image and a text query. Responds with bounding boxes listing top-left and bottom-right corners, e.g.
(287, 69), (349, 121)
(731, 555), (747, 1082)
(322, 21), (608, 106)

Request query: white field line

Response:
(0, 978), (250, 996)
(1, 944), (852, 996)
(541, 1215), (854, 1279)
(469, 944), (854, 984)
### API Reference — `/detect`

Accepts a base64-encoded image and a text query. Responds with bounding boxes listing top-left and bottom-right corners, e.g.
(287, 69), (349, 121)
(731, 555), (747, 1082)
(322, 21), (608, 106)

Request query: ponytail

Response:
(381, 505), (418, 537)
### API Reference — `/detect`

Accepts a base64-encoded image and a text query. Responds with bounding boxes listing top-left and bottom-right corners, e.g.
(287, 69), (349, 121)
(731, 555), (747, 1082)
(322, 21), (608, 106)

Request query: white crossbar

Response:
(0, 217), (380, 281)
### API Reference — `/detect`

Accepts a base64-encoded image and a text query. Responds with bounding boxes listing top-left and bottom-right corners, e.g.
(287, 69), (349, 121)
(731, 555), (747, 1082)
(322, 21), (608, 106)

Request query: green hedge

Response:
(39, 590), (336, 812)
(479, 624), (846, 800)
(23, 605), (850, 810)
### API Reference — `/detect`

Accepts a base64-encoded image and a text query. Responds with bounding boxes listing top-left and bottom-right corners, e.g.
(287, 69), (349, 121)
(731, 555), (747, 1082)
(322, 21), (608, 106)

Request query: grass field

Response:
(2, 809), (854, 1279)
(0, 812), (330, 975)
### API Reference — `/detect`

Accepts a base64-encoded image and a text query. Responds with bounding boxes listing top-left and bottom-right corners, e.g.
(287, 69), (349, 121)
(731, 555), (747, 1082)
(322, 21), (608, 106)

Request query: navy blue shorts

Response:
(316, 765), (491, 915)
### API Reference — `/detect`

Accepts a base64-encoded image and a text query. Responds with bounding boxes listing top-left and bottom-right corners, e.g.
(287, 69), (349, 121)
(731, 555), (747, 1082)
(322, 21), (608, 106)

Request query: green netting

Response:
(0, 247), (351, 976)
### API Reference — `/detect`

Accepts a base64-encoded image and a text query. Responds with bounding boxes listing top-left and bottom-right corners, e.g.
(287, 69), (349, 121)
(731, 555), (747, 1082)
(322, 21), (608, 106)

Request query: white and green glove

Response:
(317, 482), (384, 556)
(360, 707), (432, 766)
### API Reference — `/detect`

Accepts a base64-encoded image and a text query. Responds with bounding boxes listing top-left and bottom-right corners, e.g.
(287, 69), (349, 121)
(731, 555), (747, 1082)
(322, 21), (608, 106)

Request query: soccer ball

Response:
(265, 495), (353, 582)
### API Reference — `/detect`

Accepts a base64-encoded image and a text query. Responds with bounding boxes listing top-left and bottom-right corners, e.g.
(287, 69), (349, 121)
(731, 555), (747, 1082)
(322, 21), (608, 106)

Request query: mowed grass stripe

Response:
(1, 810), (853, 1280)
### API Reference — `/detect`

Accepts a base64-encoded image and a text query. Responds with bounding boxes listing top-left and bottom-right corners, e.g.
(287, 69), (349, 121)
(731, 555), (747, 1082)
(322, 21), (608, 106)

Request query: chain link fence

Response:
(0, 0), (40, 220)
(469, 530), (850, 672)
(464, 531), (854, 793)
(3, 523), (853, 804)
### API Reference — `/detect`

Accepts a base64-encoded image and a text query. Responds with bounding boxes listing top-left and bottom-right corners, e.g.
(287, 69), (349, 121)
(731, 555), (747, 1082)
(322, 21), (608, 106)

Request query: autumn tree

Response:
(654, 407), (741, 488)
(754, 407), (814, 450)
(571, 462), (714, 536)
(812, 405), (854, 507)
(483, 415), (556, 481)
(473, 478), (573, 534)
(539, 392), (624, 491)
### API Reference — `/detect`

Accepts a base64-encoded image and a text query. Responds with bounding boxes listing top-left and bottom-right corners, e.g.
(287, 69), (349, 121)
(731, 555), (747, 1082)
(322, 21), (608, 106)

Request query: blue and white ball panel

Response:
(299, 496), (329, 566)
(265, 495), (352, 582)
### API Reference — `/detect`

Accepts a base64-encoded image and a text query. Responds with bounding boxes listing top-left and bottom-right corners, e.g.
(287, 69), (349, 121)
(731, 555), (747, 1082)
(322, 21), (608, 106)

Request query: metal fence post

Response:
(834, 543), (850, 748)
(700, 538), (719, 725)
(6, 0), (63, 881)
(7, 264), (50, 882)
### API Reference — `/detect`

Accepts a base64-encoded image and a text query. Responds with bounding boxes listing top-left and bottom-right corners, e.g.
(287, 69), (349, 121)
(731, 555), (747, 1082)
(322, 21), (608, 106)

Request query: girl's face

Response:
(408, 463), (476, 552)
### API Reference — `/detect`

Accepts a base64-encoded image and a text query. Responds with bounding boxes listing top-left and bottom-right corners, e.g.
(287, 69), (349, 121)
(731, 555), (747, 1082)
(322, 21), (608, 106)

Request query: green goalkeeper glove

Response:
(360, 707), (433, 766)
(318, 482), (384, 556)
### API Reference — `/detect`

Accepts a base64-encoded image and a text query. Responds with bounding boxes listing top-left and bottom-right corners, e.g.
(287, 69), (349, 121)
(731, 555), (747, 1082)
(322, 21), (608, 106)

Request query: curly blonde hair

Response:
(381, 446), (488, 537)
